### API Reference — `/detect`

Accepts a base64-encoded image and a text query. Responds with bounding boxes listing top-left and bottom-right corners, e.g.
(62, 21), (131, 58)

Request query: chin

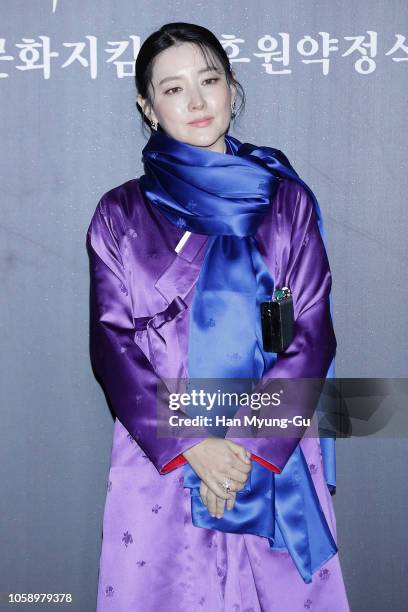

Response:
(188, 129), (223, 146)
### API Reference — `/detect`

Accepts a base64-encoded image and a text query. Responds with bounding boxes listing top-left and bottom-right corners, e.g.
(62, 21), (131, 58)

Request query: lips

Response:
(188, 116), (214, 127)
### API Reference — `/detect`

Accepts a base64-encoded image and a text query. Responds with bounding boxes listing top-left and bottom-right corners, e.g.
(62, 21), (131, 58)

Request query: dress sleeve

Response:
(225, 182), (337, 473)
(86, 199), (209, 474)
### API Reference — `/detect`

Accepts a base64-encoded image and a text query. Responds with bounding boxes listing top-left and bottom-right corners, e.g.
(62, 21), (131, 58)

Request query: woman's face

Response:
(137, 42), (236, 153)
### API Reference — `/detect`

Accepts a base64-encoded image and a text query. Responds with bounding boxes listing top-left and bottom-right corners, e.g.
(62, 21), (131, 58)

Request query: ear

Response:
(137, 94), (158, 124)
(229, 79), (237, 104)
(136, 94), (146, 113)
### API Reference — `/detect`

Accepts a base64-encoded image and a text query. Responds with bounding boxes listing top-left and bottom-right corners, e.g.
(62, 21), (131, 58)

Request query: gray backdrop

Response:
(1, 1), (407, 610)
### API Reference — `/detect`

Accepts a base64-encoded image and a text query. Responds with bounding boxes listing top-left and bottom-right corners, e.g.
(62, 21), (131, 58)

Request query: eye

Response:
(164, 77), (220, 95)
(164, 86), (182, 95)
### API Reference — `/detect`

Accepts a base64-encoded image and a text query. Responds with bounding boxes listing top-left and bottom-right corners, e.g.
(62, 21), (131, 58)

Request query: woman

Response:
(87, 22), (350, 612)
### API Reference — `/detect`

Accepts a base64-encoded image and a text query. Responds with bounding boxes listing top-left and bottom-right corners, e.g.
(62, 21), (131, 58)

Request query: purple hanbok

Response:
(86, 175), (350, 611)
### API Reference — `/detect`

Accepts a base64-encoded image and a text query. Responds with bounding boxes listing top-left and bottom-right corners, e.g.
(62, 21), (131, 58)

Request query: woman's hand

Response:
(182, 438), (252, 518)
(198, 481), (237, 518)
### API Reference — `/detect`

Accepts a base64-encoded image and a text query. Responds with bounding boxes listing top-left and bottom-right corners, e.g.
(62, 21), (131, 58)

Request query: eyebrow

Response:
(158, 66), (222, 87)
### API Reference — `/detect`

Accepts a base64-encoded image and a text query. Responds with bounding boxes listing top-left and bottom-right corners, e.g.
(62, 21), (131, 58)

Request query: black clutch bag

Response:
(260, 287), (294, 352)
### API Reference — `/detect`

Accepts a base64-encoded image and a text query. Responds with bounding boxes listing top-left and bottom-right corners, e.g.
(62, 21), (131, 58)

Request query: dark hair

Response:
(134, 22), (245, 136)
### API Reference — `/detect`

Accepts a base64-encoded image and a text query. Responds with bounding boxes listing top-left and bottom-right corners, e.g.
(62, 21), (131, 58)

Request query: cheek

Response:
(211, 89), (231, 111)
(157, 98), (185, 121)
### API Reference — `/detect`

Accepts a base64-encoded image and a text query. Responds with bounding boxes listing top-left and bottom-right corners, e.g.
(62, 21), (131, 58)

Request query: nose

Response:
(187, 88), (205, 112)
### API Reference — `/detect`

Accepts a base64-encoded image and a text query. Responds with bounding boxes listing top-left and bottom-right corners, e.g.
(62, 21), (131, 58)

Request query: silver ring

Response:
(220, 477), (233, 493)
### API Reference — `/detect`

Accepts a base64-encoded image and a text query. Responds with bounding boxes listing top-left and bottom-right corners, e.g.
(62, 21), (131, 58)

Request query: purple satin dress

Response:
(86, 177), (350, 611)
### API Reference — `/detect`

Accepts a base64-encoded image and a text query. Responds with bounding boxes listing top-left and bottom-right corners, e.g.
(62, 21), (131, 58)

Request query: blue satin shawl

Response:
(139, 129), (337, 583)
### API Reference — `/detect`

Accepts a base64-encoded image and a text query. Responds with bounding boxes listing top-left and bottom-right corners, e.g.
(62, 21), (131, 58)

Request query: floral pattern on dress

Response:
(122, 531), (133, 547)
(127, 227), (138, 239)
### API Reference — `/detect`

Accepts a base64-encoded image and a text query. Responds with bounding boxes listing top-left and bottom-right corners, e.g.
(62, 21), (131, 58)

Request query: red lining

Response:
(160, 452), (281, 474)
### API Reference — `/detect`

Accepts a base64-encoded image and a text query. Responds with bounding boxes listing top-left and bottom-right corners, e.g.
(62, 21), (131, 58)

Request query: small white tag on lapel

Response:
(174, 231), (191, 253)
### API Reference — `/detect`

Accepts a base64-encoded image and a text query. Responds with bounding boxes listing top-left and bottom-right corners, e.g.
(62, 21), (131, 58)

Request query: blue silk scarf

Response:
(139, 129), (337, 583)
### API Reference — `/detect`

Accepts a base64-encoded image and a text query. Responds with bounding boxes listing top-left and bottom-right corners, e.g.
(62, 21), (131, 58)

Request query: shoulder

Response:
(277, 176), (317, 217)
(87, 177), (146, 239)
(95, 177), (142, 219)
(262, 145), (319, 217)
(256, 172), (322, 255)
(267, 172), (320, 227)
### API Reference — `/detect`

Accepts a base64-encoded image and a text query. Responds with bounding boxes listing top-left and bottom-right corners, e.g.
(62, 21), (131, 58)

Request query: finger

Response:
(206, 489), (218, 517)
(215, 495), (226, 519)
(225, 479), (245, 494)
(226, 441), (251, 465)
(213, 474), (241, 494)
(227, 455), (252, 477)
(199, 482), (208, 507)
(216, 469), (249, 493)
(227, 461), (252, 478)
(226, 492), (236, 511)
(217, 477), (246, 497)
(224, 466), (251, 485)
(206, 479), (232, 500)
